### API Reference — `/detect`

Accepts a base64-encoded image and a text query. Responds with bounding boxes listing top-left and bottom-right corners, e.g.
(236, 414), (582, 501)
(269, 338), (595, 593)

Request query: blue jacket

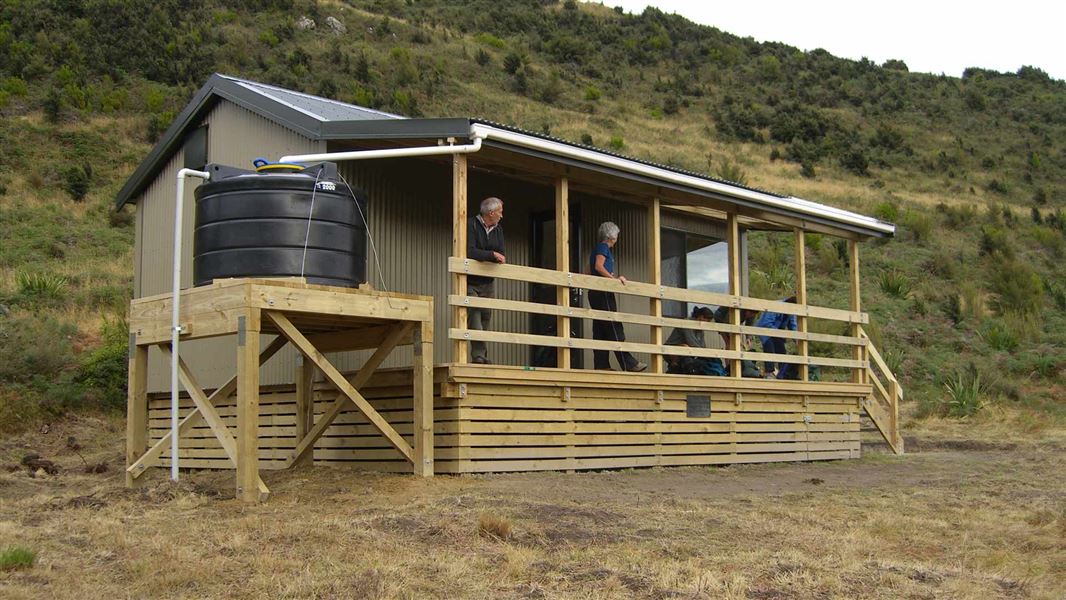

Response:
(756, 310), (797, 343)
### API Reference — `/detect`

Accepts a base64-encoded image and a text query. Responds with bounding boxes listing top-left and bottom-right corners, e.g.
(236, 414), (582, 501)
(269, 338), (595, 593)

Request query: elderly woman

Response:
(587, 222), (647, 372)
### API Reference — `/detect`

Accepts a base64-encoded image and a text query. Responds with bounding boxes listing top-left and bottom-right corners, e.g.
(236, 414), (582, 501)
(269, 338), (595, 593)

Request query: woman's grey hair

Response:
(480, 197), (503, 215)
(598, 221), (620, 242)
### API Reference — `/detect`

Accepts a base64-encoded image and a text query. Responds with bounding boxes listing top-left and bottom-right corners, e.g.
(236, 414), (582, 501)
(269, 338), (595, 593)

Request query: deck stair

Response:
(858, 327), (904, 454)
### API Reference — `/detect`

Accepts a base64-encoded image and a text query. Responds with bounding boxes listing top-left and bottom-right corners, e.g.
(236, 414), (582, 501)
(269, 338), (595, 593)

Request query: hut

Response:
(118, 74), (902, 498)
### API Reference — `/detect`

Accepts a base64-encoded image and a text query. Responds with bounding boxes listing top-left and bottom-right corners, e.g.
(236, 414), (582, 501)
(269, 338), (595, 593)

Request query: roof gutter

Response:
(279, 134), (483, 164)
(468, 123), (895, 237)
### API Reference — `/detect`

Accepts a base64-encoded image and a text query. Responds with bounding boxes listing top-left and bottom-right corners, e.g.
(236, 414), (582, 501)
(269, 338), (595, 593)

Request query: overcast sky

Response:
(599, 1), (1066, 81)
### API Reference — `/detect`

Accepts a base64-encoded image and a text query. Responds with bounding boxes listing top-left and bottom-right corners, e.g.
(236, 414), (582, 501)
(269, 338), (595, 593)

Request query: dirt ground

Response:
(1, 414), (1063, 599)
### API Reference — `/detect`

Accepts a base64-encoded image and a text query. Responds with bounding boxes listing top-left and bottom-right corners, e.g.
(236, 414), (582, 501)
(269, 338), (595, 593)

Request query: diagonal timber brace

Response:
(264, 311), (415, 467)
(125, 336), (288, 481)
(154, 344), (271, 498)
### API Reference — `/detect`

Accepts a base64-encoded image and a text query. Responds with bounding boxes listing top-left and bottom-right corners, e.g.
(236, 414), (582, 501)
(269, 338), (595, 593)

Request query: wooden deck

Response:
(147, 363), (865, 474)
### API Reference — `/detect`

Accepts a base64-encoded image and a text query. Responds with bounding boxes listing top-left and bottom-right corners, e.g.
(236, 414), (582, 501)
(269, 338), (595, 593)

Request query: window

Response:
(661, 228), (729, 318)
(183, 125), (208, 171)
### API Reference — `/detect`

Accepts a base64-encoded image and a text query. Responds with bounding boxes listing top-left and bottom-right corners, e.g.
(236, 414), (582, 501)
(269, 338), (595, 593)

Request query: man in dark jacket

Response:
(467, 197), (505, 364)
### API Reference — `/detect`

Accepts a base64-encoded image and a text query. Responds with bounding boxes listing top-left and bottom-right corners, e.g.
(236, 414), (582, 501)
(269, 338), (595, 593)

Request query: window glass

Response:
(660, 229), (729, 318)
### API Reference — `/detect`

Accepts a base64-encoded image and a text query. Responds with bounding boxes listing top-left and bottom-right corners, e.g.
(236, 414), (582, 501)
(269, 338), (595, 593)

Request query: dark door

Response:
(529, 206), (583, 368)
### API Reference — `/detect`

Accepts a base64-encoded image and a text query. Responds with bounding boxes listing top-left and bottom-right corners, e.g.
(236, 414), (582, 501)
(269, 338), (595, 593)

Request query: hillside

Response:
(0, 0), (1064, 434)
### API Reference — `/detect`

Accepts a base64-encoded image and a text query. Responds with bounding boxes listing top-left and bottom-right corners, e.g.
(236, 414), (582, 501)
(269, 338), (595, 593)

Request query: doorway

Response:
(529, 206), (583, 368)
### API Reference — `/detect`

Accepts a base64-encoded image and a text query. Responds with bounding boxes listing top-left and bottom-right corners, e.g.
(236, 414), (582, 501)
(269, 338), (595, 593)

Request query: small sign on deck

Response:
(686, 394), (711, 418)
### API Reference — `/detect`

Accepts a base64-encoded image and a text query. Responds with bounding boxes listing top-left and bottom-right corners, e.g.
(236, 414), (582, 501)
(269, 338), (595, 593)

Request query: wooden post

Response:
(235, 310), (262, 502)
(555, 177), (571, 369)
(888, 376), (900, 449)
(293, 354), (315, 468)
(452, 153), (469, 364)
(647, 197), (663, 374)
(413, 320), (434, 476)
(125, 337), (148, 488)
(726, 212), (742, 378)
(794, 229), (809, 381)
(848, 240), (865, 384)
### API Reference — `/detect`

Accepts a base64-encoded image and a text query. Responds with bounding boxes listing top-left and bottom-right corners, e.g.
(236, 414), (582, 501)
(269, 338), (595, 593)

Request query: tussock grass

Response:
(477, 512), (513, 540)
(0, 546), (36, 571)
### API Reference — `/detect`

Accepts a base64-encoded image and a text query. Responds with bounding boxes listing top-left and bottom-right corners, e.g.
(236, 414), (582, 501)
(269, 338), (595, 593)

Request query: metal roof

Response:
(114, 74), (894, 237)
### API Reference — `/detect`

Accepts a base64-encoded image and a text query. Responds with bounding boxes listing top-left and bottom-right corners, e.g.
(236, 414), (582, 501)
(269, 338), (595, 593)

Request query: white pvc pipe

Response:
(171, 168), (210, 481)
(279, 135), (483, 164)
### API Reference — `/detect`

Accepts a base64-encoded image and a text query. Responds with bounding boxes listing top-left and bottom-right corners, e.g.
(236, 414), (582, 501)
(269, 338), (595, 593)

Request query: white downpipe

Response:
(171, 168), (210, 482)
(467, 123), (895, 235)
(279, 135), (483, 164)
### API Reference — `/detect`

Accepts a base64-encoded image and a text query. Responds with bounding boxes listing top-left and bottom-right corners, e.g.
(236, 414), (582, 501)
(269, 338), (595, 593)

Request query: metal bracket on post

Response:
(803, 394), (809, 408)
(803, 414), (814, 425)
(562, 387), (571, 402)
(735, 392), (742, 407)
(463, 259), (470, 273)
(656, 390), (664, 405)
(458, 383), (467, 398)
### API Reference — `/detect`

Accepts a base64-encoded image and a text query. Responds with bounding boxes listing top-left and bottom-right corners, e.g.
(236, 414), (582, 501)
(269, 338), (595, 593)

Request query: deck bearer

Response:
(467, 197), (506, 364)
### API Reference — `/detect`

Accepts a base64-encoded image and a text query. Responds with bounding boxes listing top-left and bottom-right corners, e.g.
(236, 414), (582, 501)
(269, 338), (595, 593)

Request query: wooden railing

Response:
(447, 257), (870, 376)
(859, 327), (904, 454)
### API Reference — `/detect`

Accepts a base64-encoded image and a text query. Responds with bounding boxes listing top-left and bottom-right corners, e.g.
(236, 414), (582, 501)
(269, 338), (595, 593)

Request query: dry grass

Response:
(0, 415), (1063, 599)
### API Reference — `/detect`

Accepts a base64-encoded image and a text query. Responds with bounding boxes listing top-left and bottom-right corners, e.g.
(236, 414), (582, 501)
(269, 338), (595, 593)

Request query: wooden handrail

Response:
(448, 295), (866, 347)
(857, 327), (903, 401)
(449, 328), (867, 369)
(449, 257), (868, 324)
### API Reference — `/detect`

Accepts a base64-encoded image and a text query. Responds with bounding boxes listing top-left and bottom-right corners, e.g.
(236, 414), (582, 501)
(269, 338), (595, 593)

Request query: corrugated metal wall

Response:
(139, 101), (323, 392)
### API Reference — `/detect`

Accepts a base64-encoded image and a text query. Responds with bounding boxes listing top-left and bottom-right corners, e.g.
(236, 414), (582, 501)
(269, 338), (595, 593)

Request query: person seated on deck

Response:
(713, 307), (763, 377)
(664, 306), (726, 376)
(755, 295), (798, 379)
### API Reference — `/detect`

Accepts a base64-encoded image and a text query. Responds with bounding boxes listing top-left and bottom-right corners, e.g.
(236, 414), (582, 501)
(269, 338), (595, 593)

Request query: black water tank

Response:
(193, 162), (368, 287)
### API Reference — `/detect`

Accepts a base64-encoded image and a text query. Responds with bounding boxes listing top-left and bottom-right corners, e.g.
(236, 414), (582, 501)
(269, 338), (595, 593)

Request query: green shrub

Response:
(937, 202), (977, 229)
(986, 179), (1008, 194)
(73, 317), (129, 409)
(900, 211), (933, 242)
(63, 164), (91, 201)
(584, 86), (601, 101)
(945, 282), (984, 324)
(878, 269), (911, 298)
(978, 319), (1019, 352)
(840, 149), (869, 176)
(503, 52), (523, 75)
(475, 48), (491, 66)
(0, 315), (76, 383)
(979, 225), (1013, 258)
(944, 365), (983, 417)
(715, 158), (748, 186)
(1033, 188), (1048, 205)
(608, 135), (624, 150)
(800, 162), (816, 178)
(580, 133), (593, 145)
(873, 201), (898, 222)
(988, 259), (1043, 316)
(0, 546), (35, 571)
(475, 33), (505, 49)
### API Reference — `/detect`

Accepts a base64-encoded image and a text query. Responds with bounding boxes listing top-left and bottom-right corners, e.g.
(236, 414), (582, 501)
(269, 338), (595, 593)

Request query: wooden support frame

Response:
(555, 177), (571, 369)
(268, 311), (415, 465)
(848, 240), (865, 384)
(125, 339), (148, 488)
(648, 197), (663, 374)
(794, 228), (809, 381)
(125, 279), (435, 501)
(452, 153), (469, 364)
(726, 213), (742, 378)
